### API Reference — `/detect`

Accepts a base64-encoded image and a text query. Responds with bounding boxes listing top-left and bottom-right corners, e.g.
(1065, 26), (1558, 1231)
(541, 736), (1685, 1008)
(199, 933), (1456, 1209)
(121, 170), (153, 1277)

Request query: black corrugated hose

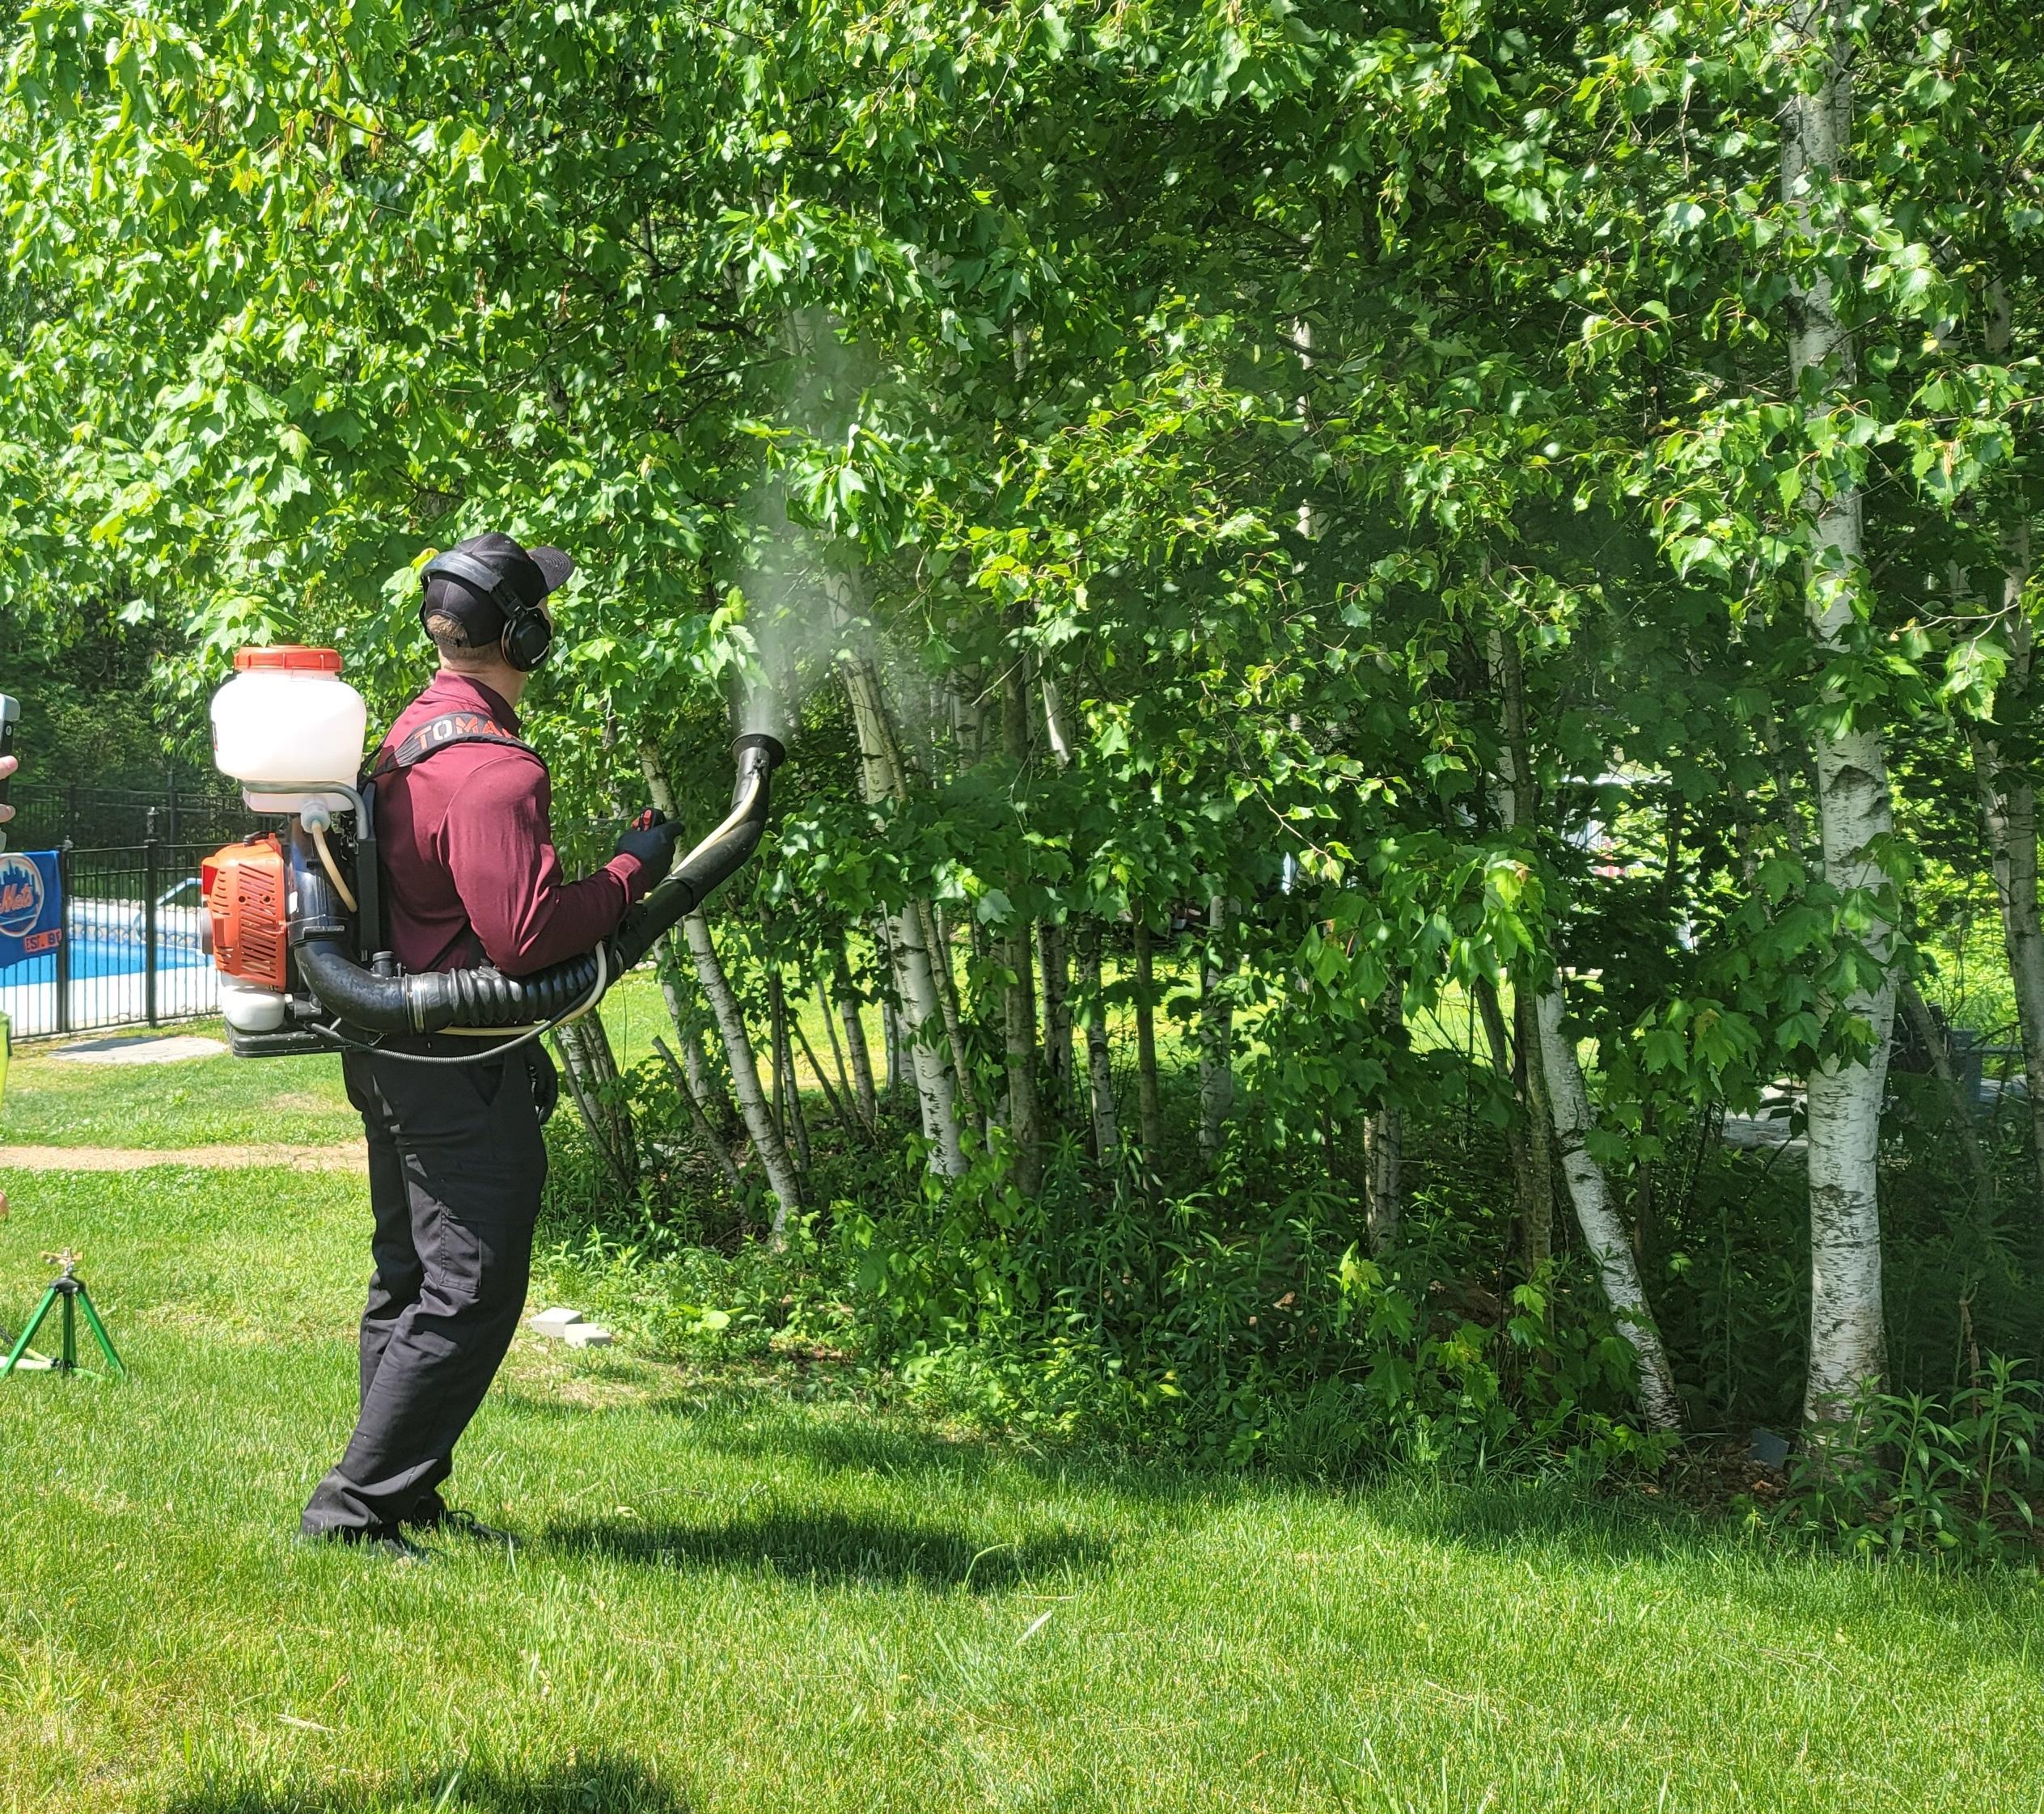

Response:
(290, 732), (784, 1040)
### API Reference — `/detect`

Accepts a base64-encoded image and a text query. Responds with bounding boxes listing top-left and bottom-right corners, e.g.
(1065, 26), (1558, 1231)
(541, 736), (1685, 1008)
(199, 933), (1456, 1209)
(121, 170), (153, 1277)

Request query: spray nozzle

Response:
(733, 730), (786, 772)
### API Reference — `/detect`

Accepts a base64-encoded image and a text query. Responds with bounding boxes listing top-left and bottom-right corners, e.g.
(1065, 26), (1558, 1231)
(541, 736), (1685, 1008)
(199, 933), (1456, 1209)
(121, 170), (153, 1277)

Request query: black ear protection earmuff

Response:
(418, 547), (556, 672)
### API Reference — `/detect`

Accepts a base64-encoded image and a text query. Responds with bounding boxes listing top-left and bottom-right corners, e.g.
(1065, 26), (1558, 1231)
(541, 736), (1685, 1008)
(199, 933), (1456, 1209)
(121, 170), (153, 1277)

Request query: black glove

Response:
(615, 806), (683, 870)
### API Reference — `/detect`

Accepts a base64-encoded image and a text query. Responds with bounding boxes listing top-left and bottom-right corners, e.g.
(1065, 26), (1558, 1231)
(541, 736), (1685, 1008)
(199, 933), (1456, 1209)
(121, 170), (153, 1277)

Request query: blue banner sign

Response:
(0, 849), (62, 972)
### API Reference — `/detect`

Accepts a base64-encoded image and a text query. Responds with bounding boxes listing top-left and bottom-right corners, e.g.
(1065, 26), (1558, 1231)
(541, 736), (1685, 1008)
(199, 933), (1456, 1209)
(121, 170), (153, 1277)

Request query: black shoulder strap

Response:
(371, 710), (531, 777)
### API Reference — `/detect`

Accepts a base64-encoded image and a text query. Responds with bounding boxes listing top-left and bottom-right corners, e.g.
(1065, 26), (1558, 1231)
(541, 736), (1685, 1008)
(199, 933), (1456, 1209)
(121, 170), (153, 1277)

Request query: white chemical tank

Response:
(218, 975), (289, 1034)
(210, 646), (368, 814)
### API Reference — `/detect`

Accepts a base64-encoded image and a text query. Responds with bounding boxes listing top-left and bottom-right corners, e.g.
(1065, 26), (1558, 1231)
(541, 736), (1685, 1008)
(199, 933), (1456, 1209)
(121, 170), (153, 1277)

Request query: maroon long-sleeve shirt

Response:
(374, 671), (648, 975)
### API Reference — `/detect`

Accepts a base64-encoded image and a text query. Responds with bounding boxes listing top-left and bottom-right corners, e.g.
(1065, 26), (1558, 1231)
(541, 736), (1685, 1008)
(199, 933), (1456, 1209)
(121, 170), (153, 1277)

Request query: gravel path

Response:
(0, 1143), (367, 1173)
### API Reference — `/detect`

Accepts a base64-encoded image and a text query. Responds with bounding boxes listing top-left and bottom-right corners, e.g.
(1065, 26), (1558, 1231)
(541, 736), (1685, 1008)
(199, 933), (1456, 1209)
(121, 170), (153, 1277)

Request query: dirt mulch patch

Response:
(0, 1143), (367, 1174)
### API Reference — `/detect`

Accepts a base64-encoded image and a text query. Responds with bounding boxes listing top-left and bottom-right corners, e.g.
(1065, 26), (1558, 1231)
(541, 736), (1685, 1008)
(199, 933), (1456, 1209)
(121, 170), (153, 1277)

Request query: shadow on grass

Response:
(503, 1358), (2044, 1627)
(544, 1505), (1109, 1591)
(623, 1376), (1245, 1506)
(509, 1372), (1724, 1559)
(1352, 1471), (1725, 1564)
(167, 1753), (686, 1814)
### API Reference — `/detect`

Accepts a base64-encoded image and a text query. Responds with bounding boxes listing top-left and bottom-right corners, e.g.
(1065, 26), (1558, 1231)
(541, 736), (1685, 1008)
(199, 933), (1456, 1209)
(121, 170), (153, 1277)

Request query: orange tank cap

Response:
(233, 645), (343, 674)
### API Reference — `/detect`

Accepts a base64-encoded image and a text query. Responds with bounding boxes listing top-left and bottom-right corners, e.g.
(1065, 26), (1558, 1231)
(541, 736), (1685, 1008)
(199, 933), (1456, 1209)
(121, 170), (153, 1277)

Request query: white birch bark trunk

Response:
(553, 1017), (637, 1196)
(1000, 641), (1043, 1190)
(920, 899), (977, 1123)
(948, 668), (988, 767)
(658, 967), (722, 1122)
(841, 656), (967, 1175)
(1039, 920), (1073, 1115)
(1972, 706), (2044, 1200)
(1785, 0), (1897, 1425)
(1293, 319), (1324, 545)
(882, 992), (906, 1105)
(1534, 985), (1684, 1430)
(1364, 1109), (1403, 1256)
(1132, 919), (1165, 1156)
(768, 968), (811, 1172)
(653, 1034), (747, 1199)
(1489, 618), (1679, 1427)
(681, 910), (805, 1236)
(1032, 656), (1077, 1119)
(885, 897), (968, 1175)
(872, 913), (908, 1108)
(1364, 985), (1404, 1254)
(1001, 917), (1042, 1190)
(836, 977), (879, 1127)
(1037, 667), (1075, 767)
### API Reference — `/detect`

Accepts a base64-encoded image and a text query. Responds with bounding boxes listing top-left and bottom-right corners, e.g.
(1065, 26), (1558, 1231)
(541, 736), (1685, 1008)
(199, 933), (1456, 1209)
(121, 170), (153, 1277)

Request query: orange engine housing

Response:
(201, 835), (289, 992)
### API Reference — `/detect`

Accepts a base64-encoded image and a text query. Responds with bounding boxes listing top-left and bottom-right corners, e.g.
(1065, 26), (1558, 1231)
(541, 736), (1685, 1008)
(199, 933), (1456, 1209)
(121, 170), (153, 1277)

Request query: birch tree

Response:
(1132, 919), (1166, 1160)
(1784, 0), (1899, 1425)
(832, 946), (881, 1127)
(681, 910), (806, 1237)
(554, 1015), (640, 1198)
(1490, 618), (1683, 1430)
(639, 742), (732, 1126)
(841, 654), (967, 1175)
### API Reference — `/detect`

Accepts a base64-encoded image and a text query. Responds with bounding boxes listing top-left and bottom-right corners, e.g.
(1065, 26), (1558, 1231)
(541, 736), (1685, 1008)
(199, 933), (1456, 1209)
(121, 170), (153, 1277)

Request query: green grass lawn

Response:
(0, 1030), (358, 1150)
(4, 1125), (2044, 1812)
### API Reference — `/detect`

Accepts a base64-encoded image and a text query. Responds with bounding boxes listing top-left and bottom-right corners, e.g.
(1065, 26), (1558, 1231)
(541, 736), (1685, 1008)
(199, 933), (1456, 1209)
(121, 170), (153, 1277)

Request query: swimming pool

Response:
(4, 931), (211, 983)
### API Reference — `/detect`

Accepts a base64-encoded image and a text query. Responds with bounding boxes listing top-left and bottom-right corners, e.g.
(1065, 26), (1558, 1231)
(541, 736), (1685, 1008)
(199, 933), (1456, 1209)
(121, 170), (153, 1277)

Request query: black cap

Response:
(421, 531), (574, 645)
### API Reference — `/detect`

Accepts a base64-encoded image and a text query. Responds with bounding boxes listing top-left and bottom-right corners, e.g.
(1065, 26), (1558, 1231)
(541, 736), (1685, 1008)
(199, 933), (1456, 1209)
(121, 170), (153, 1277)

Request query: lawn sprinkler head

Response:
(2, 1247), (125, 1379)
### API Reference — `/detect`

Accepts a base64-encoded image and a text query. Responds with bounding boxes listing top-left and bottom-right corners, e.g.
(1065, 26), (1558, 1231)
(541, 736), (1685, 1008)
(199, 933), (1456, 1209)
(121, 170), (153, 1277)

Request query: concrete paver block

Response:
(561, 1324), (613, 1348)
(528, 1307), (588, 1337)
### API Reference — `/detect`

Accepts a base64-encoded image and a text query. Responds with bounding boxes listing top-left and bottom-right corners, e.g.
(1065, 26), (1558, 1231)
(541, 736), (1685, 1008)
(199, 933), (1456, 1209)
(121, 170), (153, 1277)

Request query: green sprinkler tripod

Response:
(1, 1250), (125, 1379)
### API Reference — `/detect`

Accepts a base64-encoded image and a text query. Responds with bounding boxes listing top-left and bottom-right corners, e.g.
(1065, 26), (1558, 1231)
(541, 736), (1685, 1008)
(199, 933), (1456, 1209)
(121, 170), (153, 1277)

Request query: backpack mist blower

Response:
(199, 646), (783, 1063)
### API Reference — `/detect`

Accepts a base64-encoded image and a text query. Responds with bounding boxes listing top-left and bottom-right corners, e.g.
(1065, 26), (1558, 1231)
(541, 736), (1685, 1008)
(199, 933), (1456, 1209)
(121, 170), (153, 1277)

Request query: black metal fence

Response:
(6, 777), (259, 853)
(0, 839), (221, 1040)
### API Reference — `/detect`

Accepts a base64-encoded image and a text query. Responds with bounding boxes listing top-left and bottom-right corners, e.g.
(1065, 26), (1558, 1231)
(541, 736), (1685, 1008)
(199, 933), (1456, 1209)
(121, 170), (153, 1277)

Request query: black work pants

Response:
(300, 1040), (552, 1537)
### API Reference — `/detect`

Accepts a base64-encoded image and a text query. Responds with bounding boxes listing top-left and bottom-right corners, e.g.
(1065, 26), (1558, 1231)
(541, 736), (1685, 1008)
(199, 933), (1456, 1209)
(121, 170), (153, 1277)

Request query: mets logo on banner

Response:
(0, 852), (44, 936)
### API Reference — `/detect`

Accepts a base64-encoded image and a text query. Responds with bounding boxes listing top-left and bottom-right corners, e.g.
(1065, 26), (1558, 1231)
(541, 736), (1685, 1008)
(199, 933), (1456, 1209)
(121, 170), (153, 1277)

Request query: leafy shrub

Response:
(1322, 1250), (1670, 1476)
(540, 1080), (1670, 1476)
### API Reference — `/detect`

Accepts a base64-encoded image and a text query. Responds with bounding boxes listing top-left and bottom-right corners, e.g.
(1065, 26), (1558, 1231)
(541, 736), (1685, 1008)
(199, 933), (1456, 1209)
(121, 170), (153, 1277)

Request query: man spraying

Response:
(298, 533), (682, 1557)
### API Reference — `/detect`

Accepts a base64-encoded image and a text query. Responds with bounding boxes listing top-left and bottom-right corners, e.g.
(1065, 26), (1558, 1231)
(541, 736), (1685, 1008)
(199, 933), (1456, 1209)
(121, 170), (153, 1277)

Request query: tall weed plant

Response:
(1755, 1358), (2044, 1567)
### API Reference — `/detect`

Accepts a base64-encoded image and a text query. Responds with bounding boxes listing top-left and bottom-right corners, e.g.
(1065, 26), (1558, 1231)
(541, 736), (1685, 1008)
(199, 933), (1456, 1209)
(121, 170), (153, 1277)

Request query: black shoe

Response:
(410, 1506), (517, 1550)
(295, 1526), (429, 1563)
